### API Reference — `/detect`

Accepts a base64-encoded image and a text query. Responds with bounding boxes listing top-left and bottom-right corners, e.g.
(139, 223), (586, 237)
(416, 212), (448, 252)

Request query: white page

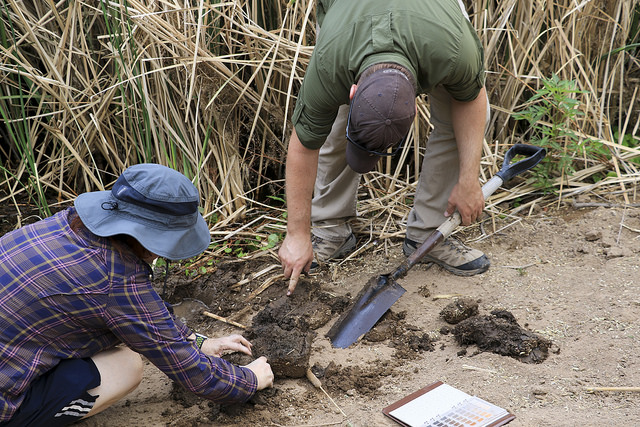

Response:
(389, 384), (470, 426)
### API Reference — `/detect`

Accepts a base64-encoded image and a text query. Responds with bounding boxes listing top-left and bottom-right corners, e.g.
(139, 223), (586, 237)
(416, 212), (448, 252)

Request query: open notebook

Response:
(382, 381), (515, 427)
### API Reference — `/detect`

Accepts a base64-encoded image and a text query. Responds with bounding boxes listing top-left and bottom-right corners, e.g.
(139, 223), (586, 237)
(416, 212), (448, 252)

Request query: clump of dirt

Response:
(453, 309), (553, 363)
(417, 284), (431, 298)
(242, 280), (349, 378)
(363, 310), (435, 358)
(439, 297), (479, 324)
(168, 382), (283, 425)
(390, 331), (435, 358)
(247, 323), (314, 378)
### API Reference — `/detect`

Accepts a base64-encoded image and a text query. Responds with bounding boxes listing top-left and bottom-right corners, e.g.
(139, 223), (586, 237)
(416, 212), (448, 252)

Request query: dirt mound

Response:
(242, 280), (348, 378)
(453, 309), (553, 363)
(439, 297), (479, 324)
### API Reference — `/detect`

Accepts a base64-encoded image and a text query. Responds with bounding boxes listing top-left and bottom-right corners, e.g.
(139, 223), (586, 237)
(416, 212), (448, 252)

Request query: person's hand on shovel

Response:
(279, 232), (313, 295)
(445, 177), (484, 225)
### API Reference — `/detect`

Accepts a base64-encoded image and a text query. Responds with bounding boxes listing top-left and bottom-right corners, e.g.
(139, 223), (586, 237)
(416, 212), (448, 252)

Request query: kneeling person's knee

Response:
(85, 347), (143, 418)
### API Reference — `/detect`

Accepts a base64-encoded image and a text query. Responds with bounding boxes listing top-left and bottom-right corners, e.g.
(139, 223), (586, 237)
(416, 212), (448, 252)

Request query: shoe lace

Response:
(311, 234), (323, 248)
(443, 237), (471, 254)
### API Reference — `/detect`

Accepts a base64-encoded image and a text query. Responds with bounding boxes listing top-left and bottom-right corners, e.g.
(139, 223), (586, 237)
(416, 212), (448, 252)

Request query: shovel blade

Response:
(326, 275), (406, 348)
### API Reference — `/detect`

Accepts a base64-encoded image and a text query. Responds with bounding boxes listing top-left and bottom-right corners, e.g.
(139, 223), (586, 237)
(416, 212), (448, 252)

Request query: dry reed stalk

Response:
(0, 0), (638, 253)
(586, 386), (640, 393)
(202, 310), (246, 329)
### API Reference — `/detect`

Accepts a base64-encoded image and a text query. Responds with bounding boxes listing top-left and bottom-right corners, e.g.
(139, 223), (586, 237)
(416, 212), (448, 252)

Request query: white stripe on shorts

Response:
(54, 398), (95, 418)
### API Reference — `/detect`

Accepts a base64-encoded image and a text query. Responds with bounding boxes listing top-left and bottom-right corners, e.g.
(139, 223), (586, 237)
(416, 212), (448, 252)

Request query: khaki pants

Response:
(311, 84), (490, 243)
(311, 0), (488, 243)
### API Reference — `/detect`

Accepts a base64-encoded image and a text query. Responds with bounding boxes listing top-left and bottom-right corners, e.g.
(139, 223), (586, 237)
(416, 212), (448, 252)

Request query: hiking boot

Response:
(310, 233), (357, 269)
(403, 236), (490, 276)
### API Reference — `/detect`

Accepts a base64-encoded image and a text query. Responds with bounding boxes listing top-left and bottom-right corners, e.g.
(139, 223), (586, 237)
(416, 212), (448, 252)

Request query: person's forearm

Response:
(285, 129), (319, 236)
(451, 86), (487, 182)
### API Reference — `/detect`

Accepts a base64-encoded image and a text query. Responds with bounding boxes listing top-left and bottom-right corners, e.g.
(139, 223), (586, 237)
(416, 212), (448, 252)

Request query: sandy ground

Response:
(71, 203), (640, 426)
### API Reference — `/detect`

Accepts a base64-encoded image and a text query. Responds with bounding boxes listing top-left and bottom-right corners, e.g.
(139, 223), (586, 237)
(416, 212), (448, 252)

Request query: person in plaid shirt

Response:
(0, 164), (273, 426)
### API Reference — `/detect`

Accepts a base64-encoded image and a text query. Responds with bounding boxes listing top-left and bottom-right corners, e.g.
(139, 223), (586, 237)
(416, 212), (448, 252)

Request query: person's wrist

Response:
(287, 226), (310, 238)
(190, 333), (208, 349)
(457, 172), (479, 185)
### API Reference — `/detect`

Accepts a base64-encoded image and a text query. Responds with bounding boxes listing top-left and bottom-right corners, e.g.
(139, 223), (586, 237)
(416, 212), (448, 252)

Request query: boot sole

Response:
(422, 255), (490, 277)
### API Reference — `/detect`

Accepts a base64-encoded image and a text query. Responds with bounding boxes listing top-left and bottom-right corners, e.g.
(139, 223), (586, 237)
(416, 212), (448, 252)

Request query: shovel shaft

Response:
(390, 175), (505, 282)
(481, 175), (504, 201)
(391, 230), (445, 282)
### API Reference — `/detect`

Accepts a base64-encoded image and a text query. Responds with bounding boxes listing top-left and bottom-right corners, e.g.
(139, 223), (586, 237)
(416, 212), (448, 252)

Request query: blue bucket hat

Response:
(74, 164), (210, 260)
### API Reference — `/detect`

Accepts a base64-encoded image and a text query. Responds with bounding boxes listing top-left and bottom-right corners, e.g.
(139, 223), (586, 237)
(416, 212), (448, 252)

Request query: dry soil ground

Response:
(75, 201), (640, 426)
(5, 200), (639, 426)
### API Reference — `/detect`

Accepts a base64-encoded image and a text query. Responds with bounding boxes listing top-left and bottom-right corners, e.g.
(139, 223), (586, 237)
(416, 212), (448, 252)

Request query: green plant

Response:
(512, 74), (587, 193)
(266, 195), (286, 204)
(265, 233), (281, 249)
(614, 128), (640, 166)
(0, 4), (50, 217)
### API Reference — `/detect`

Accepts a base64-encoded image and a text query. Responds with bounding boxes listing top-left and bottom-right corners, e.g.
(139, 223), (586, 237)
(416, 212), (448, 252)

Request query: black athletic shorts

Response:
(0, 357), (101, 427)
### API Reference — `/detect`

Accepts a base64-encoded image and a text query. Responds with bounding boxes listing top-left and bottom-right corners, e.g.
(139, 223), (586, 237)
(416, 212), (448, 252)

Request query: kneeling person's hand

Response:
(245, 356), (274, 390)
(200, 334), (253, 357)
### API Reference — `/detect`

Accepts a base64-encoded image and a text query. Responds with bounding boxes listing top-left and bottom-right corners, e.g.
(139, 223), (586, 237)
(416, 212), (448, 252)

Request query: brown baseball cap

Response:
(346, 68), (416, 173)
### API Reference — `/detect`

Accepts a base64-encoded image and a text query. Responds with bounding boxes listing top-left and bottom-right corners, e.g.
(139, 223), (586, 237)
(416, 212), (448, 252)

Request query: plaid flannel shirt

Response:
(0, 208), (257, 421)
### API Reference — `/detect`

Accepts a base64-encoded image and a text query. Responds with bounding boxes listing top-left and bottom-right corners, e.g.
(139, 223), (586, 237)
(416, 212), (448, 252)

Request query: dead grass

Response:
(0, 0), (638, 246)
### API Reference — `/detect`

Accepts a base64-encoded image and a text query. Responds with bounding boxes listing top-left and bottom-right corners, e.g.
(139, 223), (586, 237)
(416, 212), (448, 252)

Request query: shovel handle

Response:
(496, 143), (547, 183)
(402, 144), (546, 274)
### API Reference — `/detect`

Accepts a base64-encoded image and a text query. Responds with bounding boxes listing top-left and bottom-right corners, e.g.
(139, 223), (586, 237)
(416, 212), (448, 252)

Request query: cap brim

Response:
(346, 141), (381, 173)
(75, 191), (210, 260)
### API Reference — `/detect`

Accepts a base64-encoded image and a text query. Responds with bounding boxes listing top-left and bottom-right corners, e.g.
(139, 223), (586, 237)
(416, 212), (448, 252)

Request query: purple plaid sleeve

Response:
(103, 271), (258, 402)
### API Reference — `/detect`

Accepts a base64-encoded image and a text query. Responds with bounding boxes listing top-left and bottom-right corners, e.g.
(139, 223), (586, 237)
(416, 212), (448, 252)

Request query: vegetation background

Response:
(1, 0), (639, 256)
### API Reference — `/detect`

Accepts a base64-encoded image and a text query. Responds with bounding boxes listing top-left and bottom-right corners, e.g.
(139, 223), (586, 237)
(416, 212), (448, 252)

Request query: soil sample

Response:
(439, 297), (479, 324)
(244, 281), (339, 378)
(453, 310), (552, 363)
(247, 321), (315, 378)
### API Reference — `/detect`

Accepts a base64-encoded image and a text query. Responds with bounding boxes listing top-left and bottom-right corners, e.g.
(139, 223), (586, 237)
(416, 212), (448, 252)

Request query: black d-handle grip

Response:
(495, 144), (547, 183)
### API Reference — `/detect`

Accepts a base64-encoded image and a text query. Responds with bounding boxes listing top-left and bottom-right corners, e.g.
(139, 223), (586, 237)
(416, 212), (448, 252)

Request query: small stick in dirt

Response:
(432, 293), (464, 300)
(272, 421), (344, 427)
(573, 202), (640, 209)
(247, 273), (285, 300)
(230, 264), (280, 290)
(306, 368), (348, 419)
(586, 386), (640, 393)
(202, 310), (246, 329)
(616, 208), (626, 245)
(499, 262), (538, 270)
(462, 364), (497, 374)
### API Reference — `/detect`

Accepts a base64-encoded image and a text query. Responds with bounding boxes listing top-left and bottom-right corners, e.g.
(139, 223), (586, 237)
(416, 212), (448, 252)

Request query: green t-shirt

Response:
(293, 0), (485, 149)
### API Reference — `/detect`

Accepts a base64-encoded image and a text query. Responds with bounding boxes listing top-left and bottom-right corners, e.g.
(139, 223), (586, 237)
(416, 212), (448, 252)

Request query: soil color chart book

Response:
(382, 381), (515, 427)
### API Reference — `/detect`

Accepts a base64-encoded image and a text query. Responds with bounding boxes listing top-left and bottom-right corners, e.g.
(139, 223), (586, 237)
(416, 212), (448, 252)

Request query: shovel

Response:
(326, 144), (546, 348)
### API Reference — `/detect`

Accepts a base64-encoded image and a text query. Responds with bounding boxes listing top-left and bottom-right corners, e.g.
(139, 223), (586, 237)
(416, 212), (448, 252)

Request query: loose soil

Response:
(3, 200), (640, 426)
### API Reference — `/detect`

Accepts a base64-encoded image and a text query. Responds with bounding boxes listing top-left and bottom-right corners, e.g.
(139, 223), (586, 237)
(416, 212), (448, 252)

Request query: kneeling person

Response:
(0, 164), (273, 426)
